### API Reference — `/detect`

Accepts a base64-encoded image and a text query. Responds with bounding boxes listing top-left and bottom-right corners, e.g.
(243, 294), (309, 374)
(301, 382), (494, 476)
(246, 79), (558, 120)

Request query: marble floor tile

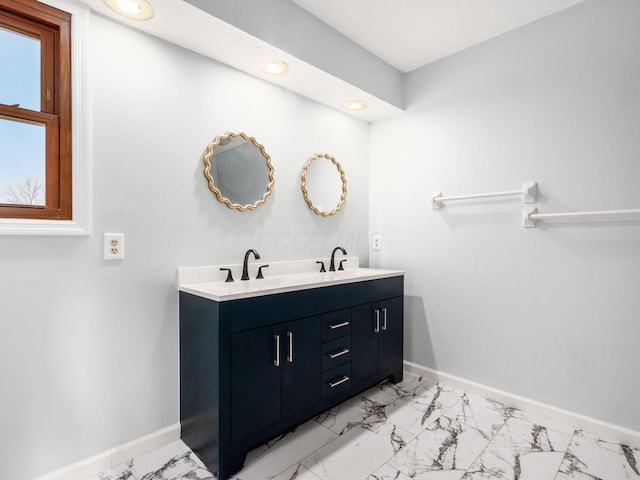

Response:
(82, 374), (640, 480)
(556, 429), (640, 479)
(362, 374), (434, 405)
(371, 464), (467, 480)
(462, 450), (566, 480)
(301, 422), (412, 480)
(494, 411), (573, 454)
(386, 393), (512, 478)
(264, 463), (322, 480)
(130, 440), (210, 480)
(458, 409), (574, 479)
(367, 463), (413, 480)
(83, 463), (135, 480)
(460, 410), (574, 479)
(231, 418), (337, 480)
(507, 408), (576, 437)
(316, 375), (464, 438)
(313, 374), (431, 436)
(314, 394), (379, 435)
(361, 374), (465, 409)
(382, 382), (466, 435)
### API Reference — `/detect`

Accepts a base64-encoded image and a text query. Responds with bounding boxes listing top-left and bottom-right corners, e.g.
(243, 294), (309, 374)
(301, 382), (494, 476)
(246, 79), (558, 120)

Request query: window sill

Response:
(0, 218), (89, 236)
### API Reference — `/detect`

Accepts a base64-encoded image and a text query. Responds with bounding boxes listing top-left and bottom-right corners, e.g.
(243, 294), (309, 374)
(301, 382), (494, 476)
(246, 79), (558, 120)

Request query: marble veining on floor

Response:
(84, 372), (639, 480)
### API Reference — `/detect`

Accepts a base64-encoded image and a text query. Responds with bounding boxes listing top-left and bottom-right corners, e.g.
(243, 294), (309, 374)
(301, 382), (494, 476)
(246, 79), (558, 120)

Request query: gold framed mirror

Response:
(203, 132), (275, 211)
(301, 153), (347, 217)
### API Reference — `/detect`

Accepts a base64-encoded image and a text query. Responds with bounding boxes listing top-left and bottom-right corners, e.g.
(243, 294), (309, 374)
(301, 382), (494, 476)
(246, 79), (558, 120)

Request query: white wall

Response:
(0, 14), (369, 480)
(370, 0), (640, 432)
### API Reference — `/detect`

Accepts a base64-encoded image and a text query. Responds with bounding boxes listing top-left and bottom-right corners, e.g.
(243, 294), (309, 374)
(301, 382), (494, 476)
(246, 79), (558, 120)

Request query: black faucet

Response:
(241, 249), (260, 281)
(329, 246), (347, 272)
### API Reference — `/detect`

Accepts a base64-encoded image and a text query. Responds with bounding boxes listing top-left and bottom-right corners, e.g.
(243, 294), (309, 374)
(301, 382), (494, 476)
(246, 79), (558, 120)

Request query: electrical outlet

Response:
(372, 233), (382, 251)
(104, 233), (125, 260)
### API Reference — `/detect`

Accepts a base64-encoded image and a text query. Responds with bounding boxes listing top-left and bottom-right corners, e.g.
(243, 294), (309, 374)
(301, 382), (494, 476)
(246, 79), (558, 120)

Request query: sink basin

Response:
(178, 258), (403, 301)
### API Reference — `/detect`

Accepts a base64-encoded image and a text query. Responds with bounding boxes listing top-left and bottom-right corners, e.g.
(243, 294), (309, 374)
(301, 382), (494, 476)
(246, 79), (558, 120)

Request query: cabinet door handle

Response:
(328, 376), (350, 388)
(287, 331), (293, 363)
(273, 335), (280, 367)
(329, 321), (350, 330)
(328, 348), (350, 359)
(382, 307), (387, 331)
(374, 309), (380, 333)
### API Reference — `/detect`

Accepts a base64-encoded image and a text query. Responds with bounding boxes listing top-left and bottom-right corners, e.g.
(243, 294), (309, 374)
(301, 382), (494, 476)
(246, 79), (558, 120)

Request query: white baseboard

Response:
(404, 360), (640, 449)
(33, 423), (181, 480)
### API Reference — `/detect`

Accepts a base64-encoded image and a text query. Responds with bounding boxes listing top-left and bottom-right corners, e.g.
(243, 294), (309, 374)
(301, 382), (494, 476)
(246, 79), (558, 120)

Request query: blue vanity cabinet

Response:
(230, 315), (322, 442)
(351, 296), (404, 385)
(320, 309), (353, 397)
(179, 274), (403, 480)
(377, 296), (404, 373)
(280, 316), (323, 417)
(229, 323), (281, 442)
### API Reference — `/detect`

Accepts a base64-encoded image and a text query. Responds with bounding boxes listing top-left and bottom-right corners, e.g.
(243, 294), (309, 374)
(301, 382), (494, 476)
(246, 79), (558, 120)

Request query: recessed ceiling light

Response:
(103, 0), (154, 20)
(342, 99), (368, 111)
(259, 59), (289, 76)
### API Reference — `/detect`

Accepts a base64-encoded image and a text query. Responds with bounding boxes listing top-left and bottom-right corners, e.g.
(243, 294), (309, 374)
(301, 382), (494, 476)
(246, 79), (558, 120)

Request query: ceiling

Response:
(291, 0), (586, 72)
(77, 0), (586, 121)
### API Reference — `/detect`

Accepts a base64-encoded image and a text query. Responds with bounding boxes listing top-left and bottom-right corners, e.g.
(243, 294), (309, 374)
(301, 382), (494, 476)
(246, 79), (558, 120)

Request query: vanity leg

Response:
(217, 447), (248, 480)
(390, 365), (404, 384)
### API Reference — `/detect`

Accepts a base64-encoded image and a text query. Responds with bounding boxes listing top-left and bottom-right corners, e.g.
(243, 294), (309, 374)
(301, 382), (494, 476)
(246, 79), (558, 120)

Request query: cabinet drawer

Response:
(322, 363), (351, 398)
(322, 336), (351, 371)
(321, 309), (352, 342)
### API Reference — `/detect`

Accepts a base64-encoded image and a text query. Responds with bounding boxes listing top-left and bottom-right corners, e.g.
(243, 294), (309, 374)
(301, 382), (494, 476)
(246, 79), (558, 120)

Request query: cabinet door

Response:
(378, 296), (403, 373)
(281, 315), (322, 418)
(351, 301), (379, 385)
(352, 297), (404, 384)
(230, 325), (282, 442)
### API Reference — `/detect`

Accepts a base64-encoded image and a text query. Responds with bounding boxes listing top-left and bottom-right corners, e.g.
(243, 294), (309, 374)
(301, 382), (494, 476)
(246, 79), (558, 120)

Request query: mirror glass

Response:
(301, 153), (347, 216)
(203, 132), (274, 211)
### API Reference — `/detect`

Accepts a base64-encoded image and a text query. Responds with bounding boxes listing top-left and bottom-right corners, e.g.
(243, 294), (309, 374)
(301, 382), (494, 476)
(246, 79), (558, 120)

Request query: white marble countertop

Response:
(177, 257), (404, 302)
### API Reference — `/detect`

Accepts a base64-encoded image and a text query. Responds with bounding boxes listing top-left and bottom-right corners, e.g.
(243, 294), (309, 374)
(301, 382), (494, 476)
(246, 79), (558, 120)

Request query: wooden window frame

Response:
(0, 0), (72, 220)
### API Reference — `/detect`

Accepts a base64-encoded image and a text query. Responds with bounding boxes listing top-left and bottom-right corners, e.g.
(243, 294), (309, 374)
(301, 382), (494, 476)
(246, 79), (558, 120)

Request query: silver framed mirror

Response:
(301, 153), (347, 217)
(203, 132), (275, 211)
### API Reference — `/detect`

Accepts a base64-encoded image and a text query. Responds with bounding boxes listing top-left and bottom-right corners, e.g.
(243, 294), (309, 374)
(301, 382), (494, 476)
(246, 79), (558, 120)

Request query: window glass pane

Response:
(0, 116), (46, 206)
(0, 25), (41, 111)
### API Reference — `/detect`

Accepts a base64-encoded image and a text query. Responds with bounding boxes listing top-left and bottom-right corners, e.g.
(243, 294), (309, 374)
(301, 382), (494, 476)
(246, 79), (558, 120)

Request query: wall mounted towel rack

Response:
(432, 182), (537, 210)
(523, 207), (640, 228)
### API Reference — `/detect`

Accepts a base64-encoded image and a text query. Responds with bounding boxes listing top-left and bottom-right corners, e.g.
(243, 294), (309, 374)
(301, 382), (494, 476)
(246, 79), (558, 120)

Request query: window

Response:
(0, 0), (72, 220)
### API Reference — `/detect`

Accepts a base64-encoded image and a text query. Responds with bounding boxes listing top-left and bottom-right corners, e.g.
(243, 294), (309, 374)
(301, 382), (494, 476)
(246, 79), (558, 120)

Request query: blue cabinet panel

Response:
(180, 276), (403, 479)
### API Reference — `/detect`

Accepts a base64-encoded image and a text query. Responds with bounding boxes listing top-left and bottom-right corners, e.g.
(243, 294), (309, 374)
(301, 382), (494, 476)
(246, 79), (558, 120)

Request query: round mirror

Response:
(301, 153), (347, 217)
(203, 132), (275, 211)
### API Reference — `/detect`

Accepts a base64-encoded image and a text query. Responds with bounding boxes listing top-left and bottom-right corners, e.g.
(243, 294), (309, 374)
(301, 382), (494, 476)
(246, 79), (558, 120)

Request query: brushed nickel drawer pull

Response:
(374, 309), (380, 333)
(382, 307), (388, 331)
(328, 376), (350, 388)
(287, 331), (293, 363)
(273, 335), (280, 367)
(328, 348), (350, 359)
(329, 321), (350, 330)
